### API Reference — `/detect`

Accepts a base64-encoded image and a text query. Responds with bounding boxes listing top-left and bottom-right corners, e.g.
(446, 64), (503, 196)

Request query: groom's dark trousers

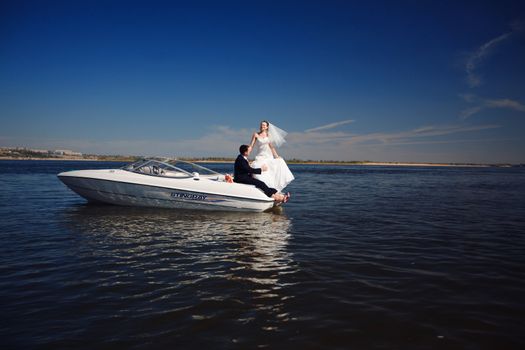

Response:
(233, 154), (277, 197)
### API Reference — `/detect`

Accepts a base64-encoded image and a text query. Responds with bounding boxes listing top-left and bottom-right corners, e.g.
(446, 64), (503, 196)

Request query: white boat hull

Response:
(58, 169), (275, 212)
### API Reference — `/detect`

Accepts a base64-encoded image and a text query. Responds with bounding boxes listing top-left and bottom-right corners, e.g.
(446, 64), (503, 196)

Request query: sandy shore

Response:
(350, 162), (490, 167)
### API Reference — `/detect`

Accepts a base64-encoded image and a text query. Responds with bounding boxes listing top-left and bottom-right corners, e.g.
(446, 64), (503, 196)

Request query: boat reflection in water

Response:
(61, 204), (297, 345)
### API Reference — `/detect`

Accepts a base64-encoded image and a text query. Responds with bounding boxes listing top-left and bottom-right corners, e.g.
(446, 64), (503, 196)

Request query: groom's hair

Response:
(239, 144), (249, 154)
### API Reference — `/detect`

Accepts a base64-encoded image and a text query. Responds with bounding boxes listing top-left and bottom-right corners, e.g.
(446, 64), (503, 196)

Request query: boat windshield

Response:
(122, 158), (221, 178)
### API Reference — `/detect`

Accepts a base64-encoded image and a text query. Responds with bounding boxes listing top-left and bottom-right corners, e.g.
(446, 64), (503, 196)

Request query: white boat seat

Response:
(139, 166), (153, 174)
(162, 170), (190, 178)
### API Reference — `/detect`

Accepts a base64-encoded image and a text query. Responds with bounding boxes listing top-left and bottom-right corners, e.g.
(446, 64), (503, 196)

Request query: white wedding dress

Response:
(251, 136), (295, 192)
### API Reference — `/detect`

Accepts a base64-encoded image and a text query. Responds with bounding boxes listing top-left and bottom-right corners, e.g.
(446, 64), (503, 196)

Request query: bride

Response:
(248, 120), (295, 192)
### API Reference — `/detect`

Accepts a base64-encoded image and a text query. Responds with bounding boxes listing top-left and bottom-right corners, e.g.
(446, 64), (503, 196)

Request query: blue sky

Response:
(1, 0), (524, 163)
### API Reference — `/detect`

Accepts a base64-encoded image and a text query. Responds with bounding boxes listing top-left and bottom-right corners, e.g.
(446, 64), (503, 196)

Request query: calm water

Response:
(1, 160), (524, 349)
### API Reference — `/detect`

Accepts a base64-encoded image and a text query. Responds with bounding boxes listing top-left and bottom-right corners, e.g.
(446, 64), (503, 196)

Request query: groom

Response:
(234, 145), (288, 203)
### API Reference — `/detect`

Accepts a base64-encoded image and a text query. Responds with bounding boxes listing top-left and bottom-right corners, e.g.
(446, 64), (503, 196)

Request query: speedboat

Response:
(58, 158), (277, 212)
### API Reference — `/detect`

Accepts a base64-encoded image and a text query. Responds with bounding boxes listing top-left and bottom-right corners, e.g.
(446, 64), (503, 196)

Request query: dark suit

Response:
(234, 154), (277, 197)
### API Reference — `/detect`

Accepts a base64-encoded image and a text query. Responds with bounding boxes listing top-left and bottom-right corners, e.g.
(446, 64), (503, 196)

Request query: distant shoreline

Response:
(0, 157), (113, 162)
(0, 156), (507, 167)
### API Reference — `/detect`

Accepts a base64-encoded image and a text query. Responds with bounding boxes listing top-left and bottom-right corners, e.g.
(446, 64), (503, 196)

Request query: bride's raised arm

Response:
(249, 132), (257, 148)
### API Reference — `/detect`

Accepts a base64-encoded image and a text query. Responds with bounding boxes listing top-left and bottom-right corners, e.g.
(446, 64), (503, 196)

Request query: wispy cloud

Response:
(298, 122), (478, 147)
(459, 22), (525, 119)
(460, 106), (484, 119)
(305, 119), (355, 132)
(287, 122), (501, 155)
(465, 22), (524, 88)
(367, 137), (512, 147)
(465, 31), (512, 87)
(286, 122), (502, 162)
(344, 124), (500, 145)
(459, 95), (525, 119)
(486, 98), (525, 111)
